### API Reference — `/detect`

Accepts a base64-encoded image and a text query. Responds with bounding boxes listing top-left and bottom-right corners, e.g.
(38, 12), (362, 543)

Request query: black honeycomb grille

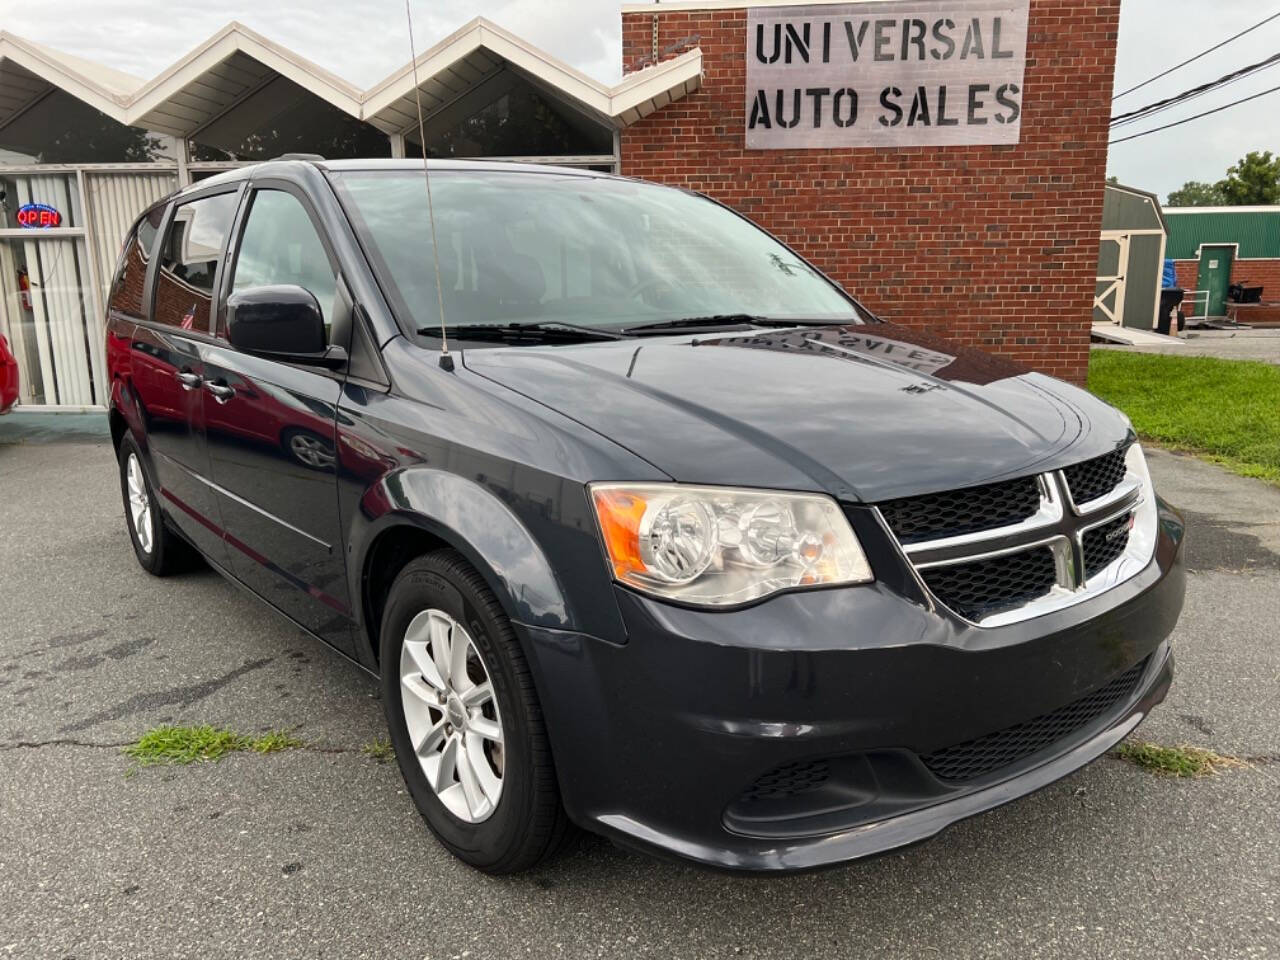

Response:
(878, 476), (1041, 544)
(1083, 513), (1132, 579)
(920, 656), (1150, 783)
(1063, 447), (1129, 506)
(740, 759), (831, 802)
(922, 547), (1057, 622)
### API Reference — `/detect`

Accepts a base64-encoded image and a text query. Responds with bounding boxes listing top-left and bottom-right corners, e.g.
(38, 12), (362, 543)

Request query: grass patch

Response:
(1088, 350), (1280, 485)
(1113, 740), (1243, 777)
(125, 724), (303, 767)
(362, 737), (394, 763)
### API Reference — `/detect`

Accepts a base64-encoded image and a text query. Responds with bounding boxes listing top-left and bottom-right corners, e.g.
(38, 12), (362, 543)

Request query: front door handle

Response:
(204, 380), (236, 404)
(175, 370), (202, 391)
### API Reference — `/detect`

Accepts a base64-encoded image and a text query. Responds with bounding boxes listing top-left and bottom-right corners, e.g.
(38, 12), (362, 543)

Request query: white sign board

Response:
(745, 0), (1029, 149)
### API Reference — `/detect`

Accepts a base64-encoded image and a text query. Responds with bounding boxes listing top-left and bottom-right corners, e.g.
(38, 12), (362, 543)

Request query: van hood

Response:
(461, 323), (1129, 502)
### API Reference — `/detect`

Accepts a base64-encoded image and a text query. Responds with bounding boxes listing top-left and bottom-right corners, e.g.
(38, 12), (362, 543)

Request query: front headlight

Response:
(589, 483), (873, 606)
(1126, 441), (1159, 564)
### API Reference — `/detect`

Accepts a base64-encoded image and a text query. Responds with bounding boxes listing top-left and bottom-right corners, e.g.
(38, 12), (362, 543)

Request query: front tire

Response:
(117, 434), (194, 576)
(380, 550), (568, 873)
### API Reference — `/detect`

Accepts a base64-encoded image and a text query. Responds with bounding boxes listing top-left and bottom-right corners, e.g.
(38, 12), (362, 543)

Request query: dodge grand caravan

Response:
(106, 159), (1184, 874)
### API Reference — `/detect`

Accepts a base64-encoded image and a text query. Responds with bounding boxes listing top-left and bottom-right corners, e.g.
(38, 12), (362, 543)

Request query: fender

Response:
(348, 466), (576, 647)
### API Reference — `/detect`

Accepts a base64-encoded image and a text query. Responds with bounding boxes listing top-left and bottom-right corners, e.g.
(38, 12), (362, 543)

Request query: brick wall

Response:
(619, 1), (1120, 384)
(1173, 259), (1280, 301)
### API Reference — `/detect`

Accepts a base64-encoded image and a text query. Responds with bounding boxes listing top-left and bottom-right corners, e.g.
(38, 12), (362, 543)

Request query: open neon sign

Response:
(17, 203), (62, 228)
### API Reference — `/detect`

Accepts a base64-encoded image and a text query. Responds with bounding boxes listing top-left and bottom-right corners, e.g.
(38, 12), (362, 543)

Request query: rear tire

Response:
(380, 550), (568, 873)
(117, 434), (195, 576)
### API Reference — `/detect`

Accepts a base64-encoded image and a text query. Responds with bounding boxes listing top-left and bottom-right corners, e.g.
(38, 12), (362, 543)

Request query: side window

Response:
(108, 205), (164, 319)
(154, 193), (238, 331)
(228, 190), (338, 337)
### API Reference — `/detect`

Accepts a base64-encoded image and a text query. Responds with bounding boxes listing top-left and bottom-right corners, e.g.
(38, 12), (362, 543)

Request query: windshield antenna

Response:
(405, 0), (453, 371)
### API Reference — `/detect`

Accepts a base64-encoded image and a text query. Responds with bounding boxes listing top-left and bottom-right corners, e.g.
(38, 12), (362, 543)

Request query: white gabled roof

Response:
(362, 17), (701, 133)
(0, 30), (138, 129)
(127, 22), (364, 138)
(0, 19), (702, 141)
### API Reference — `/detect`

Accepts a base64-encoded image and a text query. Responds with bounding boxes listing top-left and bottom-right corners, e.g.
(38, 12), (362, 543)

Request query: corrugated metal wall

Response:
(1165, 210), (1280, 259)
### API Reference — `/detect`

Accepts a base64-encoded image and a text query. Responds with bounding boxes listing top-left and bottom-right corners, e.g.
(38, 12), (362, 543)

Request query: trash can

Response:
(1158, 288), (1184, 335)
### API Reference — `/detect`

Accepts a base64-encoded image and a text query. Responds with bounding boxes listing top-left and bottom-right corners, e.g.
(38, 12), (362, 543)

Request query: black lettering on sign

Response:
(834, 87), (858, 127)
(907, 86), (931, 126)
(995, 83), (1021, 123)
(991, 17), (1014, 58)
(822, 21), (831, 62)
(968, 83), (990, 124)
(785, 23), (811, 63)
(937, 86), (958, 126)
(749, 90), (772, 128)
(756, 23), (781, 63)
(844, 20), (870, 61)
(901, 18), (927, 60)
(806, 87), (831, 127)
(879, 86), (903, 126)
(777, 88), (802, 128)
(873, 19), (895, 61)
(931, 18), (956, 60)
(960, 18), (985, 59)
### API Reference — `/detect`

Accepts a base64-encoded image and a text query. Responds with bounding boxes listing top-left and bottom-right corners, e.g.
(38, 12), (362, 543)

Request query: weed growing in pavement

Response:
(124, 724), (303, 768)
(1113, 740), (1244, 777)
(362, 737), (394, 763)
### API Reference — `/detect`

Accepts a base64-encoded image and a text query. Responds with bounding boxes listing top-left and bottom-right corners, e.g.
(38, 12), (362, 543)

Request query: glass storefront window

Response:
(191, 80), (390, 161)
(1, 173), (82, 229)
(0, 236), (97, 406)
(412, 81), (614, 159)
(0, 90), (173, 165)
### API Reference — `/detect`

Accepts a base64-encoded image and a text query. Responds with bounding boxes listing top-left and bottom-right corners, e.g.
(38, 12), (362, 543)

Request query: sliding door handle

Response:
(204, 381), (236, 404)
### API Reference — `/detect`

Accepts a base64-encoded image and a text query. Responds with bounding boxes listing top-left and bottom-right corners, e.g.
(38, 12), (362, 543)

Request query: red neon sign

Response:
(17, 203), (63, 228)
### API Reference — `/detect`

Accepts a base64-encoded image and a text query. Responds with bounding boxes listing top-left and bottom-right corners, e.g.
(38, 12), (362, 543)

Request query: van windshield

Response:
(329, 169), (864, 335)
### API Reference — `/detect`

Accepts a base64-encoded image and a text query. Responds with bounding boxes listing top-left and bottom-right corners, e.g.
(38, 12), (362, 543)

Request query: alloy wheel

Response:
(289, 433), (335, 469)
(399, 608), (505, 823)
(126, 452), (153, 554)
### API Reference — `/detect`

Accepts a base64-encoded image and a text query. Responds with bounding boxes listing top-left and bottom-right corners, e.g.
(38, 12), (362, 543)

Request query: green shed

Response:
(1095, 184), (1168, 331)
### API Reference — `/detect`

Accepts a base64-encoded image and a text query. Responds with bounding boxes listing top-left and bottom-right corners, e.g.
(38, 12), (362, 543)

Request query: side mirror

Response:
(226, 285), (346, 368)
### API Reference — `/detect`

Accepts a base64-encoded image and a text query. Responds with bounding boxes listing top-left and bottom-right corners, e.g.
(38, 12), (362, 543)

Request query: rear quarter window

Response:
(108, 205), (164, 320)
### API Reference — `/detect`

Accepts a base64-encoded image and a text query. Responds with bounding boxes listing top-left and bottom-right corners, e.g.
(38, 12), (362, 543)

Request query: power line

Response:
(1111, 50), (1280, 126)
(1113, 10), (1280, 101)
(1109, 82), (1280, 144)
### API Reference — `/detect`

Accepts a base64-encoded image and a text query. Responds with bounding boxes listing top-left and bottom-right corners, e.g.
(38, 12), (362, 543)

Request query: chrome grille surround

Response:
(875, 446), (1158, 627)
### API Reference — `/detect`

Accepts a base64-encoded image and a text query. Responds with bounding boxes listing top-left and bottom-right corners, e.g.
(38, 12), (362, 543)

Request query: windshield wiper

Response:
(416, 321), (626, 342)
(621, 315), (847, 335)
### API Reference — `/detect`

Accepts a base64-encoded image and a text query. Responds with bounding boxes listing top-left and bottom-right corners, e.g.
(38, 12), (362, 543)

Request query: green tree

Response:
(1217, 150), (1280, 206)
(1166, 180), (1225, 206)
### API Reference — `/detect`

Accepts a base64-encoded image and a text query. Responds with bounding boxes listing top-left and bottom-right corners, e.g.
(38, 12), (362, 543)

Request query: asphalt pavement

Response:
(1, 431), (1277, 960)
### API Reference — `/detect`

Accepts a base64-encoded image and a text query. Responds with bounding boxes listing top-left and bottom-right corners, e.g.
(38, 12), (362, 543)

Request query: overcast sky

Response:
(1, 0), (1276, 203)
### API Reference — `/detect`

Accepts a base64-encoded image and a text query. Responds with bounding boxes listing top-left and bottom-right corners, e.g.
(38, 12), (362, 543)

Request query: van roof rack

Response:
(273, 152), (325, 162)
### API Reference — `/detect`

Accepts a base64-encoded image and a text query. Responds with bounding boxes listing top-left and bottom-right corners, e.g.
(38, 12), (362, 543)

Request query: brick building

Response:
(619, 0), (1119, 384)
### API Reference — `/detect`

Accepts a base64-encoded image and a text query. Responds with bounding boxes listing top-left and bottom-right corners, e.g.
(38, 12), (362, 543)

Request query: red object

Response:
(16, 203), (62, 228)
(0, 334), (19, 414)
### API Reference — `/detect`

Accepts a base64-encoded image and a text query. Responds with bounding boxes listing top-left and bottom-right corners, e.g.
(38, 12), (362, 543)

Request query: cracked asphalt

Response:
(1, 433), (1277, 960)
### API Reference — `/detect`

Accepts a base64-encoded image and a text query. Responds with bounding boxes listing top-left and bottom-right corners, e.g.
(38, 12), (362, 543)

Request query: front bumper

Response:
(519, 500), (1185, 872)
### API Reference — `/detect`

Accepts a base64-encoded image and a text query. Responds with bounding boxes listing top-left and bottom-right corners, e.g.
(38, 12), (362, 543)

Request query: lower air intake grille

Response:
(1083, 513), (1132, 579)
(921, 657), (1149, 783)
(921, 547), (1057, 622)
(1063, 447), (1128, 506)
(740, 759), (830, 802)
(878, 476), (1041, 544)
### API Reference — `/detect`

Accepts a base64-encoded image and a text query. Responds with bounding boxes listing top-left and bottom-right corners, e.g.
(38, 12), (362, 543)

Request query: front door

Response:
(1197, 243), (1235, 318)
(134, 190), (240, 565)
(200, 185), (353, 648)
